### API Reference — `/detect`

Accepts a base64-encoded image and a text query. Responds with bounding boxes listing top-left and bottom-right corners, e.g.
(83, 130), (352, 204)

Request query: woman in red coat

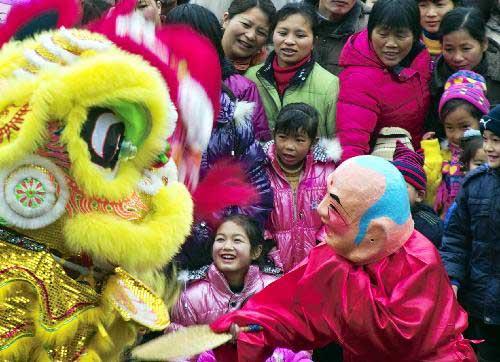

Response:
(336, 0), (431, 162)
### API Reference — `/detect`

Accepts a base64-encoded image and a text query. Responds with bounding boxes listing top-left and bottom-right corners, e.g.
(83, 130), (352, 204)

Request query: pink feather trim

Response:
(88, 12), (220, 119)
(193, 160), (259, 226)
(0, 0), (81, 47)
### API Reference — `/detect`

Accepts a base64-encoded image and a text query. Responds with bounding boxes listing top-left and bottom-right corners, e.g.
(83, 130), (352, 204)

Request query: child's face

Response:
(274, 128), (313, 168)
(212, 221), (260, 280)
(417, 0), (454, 34)
(469, 148), (487, 171)
(273, 14), (314, 67)
(483, 130), (500, 169)
(443, 106), (480, 147)
(442, 29), (487, 71)
(406, 183), (424, 207)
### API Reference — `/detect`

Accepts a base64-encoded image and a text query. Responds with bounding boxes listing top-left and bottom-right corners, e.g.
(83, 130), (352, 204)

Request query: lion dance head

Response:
(0, 0), (220, 360)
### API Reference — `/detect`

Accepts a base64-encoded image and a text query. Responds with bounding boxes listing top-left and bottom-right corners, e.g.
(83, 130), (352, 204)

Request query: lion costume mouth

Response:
(63, 182), (193, 273)
(0, 122), (192, 272)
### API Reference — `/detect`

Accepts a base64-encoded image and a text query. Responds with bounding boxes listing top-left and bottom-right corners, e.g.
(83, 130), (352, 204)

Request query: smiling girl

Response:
(169, 214), (312, 361)
(422, 70), (490, 217)
(247, 3), (339, 138)
(171, 215), (275, 325)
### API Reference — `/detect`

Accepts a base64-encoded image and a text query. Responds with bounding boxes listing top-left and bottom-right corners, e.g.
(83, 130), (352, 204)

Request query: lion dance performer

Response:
(0, 0), (221, 360)
(212, 155), (477, 361)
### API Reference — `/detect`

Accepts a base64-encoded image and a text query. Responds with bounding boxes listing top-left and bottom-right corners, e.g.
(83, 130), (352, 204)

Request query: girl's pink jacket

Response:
(336, 30), (431, 162)
(170, 264), (312, 361)
(171, 264), (276, 326)
(264, 141), (337, 272)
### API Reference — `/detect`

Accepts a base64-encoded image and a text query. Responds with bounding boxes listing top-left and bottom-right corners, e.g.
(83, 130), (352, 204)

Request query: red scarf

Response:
(272, 54), (311, 96)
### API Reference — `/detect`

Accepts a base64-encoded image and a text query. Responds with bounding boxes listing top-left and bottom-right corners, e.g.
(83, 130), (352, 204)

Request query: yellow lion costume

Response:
(0, 0), (221, 360)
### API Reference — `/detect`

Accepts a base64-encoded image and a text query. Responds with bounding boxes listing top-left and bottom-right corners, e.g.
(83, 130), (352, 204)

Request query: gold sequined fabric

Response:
(0, 286), (34, 353)
(0, 239), (99, 360)
(105, 267), (170, 331)
(13, 216), (71, 256)
(46, 327), (95, 362)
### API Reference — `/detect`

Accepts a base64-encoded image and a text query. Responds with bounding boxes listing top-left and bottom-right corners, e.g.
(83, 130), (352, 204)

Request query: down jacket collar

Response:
(258, 51), (316, 92)
(263, 138), (342, 164)
(180, 264), (276, 296)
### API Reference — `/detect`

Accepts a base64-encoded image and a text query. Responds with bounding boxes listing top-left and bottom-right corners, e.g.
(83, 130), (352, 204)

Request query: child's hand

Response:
(422, 131), (436, 140)
(229, 323), (241, 343)
(452, 285), (458, 297)
(229, 324), (262, 343)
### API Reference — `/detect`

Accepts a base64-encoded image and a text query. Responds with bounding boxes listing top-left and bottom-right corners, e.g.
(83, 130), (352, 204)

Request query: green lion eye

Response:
(81, 102), (151, 169)
(108, 101), (151, 150)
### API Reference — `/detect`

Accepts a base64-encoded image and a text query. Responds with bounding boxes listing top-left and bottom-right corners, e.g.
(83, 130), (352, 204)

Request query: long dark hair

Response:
(226, 0), (277, 21)
(272, 2), (319, 37)
(368, 0), (421, 42)
(166, 4), (237, 79)
(439, 7), (487, 44)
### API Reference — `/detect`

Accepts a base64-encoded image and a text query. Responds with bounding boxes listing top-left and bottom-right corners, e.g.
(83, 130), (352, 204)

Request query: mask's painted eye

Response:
(81, 107), (125, 169)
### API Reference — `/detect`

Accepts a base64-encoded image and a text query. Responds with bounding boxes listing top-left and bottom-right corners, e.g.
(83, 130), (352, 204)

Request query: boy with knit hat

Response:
(440, 104), (500, 362)
(422, 70), (490, 218)
(392, 141), (443, 248)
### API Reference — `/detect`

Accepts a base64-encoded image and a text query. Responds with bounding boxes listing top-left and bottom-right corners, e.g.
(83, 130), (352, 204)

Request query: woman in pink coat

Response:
(170, 214), (312, 361)
(336, 0), (431, 162)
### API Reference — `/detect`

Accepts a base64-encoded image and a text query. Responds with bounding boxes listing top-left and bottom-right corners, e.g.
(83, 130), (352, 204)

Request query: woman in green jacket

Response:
(246, 2), (339, 138)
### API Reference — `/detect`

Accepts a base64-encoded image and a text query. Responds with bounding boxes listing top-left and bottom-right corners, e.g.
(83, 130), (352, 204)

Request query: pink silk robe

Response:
(211, 231), (476, 361)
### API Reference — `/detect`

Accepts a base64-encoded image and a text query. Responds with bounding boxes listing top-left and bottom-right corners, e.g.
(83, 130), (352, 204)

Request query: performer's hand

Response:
(229, 323), (241, 343)
(452, 285), (458, 297)
(422, 131), (436, 140)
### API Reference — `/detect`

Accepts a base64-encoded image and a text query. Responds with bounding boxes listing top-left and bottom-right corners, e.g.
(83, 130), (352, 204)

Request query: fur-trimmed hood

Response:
(263, 137), (342, 164)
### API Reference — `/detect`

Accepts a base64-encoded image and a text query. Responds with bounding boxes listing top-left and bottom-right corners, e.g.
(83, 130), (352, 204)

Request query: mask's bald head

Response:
(317, 156), (414, 264)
